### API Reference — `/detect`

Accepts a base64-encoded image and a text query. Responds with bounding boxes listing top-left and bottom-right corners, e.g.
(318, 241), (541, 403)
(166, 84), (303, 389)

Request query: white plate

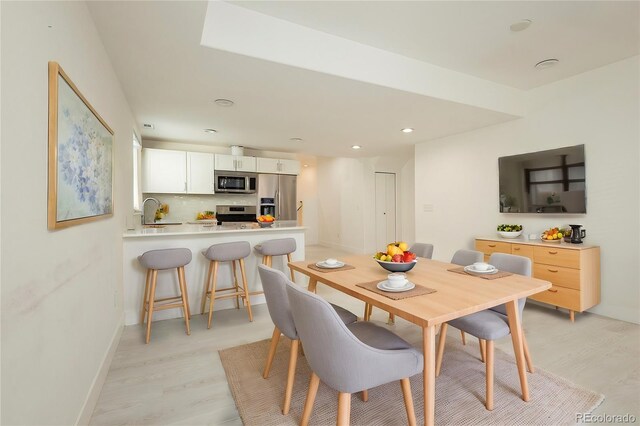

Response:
(377, 280), (416, 292)
(464, 265), (498, 275)
(316, 261), (345, 269)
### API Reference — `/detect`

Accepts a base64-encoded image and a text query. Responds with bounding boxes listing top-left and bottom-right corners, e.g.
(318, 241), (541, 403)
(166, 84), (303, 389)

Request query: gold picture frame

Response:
(48, 62), (114, 230)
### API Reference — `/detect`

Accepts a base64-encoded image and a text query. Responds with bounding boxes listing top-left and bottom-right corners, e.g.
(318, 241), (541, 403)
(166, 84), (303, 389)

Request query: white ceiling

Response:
(87, 1), (639, 158)
(232, 1), (640, 90)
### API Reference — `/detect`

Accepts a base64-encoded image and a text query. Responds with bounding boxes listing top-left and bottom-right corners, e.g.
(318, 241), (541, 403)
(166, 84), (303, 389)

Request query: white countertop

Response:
(123, 223), (305, 238)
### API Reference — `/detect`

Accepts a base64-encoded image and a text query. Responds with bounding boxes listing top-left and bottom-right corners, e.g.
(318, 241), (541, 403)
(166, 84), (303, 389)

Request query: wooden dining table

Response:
(289, 255), (551, 426)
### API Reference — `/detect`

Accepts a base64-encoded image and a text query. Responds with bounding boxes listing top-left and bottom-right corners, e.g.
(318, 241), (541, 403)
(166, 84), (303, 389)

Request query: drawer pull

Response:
(514, 247), (520, 251)
(548, 251), (558, 255)
(547, 268), (559, 273)
(488, 244), (496, 248)
(548, 289), (558, 293)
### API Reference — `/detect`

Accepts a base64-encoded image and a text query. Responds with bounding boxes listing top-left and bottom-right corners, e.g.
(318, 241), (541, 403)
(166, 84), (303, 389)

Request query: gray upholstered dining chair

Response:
(410, 242), (434, 259)
(258, 265), (357, 415)
(450, 249), (484, 345)
(285, 279), (423, 426)
(435, 252), (534, 411)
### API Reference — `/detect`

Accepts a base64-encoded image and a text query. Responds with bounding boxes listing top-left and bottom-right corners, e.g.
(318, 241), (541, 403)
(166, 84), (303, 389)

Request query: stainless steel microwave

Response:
(214, 171), (257, 194)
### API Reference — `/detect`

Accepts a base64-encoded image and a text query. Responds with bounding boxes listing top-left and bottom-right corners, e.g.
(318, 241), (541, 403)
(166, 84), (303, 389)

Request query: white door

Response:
(374, 172), (396, 250)
(279, 159), (301, 175)
(214, 154), (236, 171)
(256, 157), (280, 173)
(142, 148), (187, 193)
(187, 152), (214, 194)
(235, 155), (256, 172)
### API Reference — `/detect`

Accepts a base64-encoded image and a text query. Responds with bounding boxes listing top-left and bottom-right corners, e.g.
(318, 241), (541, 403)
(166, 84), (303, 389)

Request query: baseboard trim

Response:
(75, 313), (125, 425)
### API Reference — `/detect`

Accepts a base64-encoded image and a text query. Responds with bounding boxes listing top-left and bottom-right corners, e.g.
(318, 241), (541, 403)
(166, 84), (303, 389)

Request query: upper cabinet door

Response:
(214, 154), (236, 171)
(142, 149), (187, 193)
(278, 159), (301, 175)
(235, 155), (256, 172)
(256, 157), (280, 174)
(187, 152), (214, 194)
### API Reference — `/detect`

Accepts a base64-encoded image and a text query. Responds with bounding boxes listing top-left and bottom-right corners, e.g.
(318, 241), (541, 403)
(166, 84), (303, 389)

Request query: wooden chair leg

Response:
(460, 330), (466, 345)
(301, 372), (320, 426)
(201, 261), (213, 314)
(207, 261), (218, 329)
(486, 340), (494, 410)
(263, 327), (281, 379)
(435, 323), (448, 377)
(177, 267), (191, 335)
(140, 269), (151, 324)
(522, 332), (534, 373)
(363, 303), (370, 321)
(178, 266), (191, 319)
(232, 260), (240, 309)
(479, 339), (486, 363)
(360, 389), (368, 402)
(145, 270), (158, 344)
(400, 378), (417, 426)
(337, 392), (351, 426)
(240, 258), (253, 322)
(287, 253), (295, 283)
(388, 313), (395, 324)
(283, 339), (299, 415)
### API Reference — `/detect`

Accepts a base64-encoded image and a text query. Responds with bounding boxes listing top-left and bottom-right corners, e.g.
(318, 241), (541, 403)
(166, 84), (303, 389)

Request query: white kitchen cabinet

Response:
(278, 159), (301, 175)
(256, 157), (301, 175)
(187, 152), (214, 194)
(256, 157), (280, 173)
(214, 154), (257, 172)
(142, 148), (187, 193)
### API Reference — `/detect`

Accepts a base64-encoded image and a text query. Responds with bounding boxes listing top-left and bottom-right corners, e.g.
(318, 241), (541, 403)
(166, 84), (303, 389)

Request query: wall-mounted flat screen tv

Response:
(499, 145), (586, 214)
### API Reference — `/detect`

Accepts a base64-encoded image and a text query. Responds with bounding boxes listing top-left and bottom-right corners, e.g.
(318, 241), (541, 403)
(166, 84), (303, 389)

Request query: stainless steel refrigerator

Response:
(257, 174), (297, 221)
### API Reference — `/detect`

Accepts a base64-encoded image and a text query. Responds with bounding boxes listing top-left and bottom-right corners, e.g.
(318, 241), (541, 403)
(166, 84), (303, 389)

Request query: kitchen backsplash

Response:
(143, 193), (257, 222)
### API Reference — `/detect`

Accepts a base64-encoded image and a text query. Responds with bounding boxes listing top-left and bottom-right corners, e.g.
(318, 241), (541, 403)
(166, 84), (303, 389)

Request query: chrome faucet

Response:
(141, 197), (161, 225)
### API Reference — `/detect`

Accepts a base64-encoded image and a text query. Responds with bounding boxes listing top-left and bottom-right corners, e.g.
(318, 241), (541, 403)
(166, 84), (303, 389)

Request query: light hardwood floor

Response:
(90, 245), (640, 425)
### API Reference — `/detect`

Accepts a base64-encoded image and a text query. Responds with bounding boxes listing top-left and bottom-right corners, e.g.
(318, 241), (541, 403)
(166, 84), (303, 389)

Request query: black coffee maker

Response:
(568, 224), (586, 244)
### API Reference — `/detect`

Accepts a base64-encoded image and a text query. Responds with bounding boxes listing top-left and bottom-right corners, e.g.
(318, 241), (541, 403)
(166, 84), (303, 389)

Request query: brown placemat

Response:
(307, 263), (356, 273)
(448, 266), (513, 280)
(356, 280), (436, 300)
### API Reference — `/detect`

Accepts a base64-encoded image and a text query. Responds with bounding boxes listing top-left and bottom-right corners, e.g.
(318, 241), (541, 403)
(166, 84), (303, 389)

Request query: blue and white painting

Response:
(56, 75), (113, 222)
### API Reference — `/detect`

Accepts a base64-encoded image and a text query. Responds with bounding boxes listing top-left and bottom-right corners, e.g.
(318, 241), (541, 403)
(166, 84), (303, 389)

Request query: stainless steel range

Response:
(215, 205), (257, 225)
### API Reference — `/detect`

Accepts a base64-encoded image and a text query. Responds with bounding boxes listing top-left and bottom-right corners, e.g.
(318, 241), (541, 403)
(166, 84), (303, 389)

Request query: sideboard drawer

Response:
(476, 240), (511, 256)
(533, 246), (580, 269)
(533, 264), (581, 290)
(511, 244), (534, 261)
(529, 285), (581, 311)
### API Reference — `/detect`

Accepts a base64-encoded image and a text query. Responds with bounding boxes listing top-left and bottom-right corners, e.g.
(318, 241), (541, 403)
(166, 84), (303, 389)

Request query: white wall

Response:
(316, 154), (415, 254)
(415, 56), (640, 324)
(1, 2), (138, 424)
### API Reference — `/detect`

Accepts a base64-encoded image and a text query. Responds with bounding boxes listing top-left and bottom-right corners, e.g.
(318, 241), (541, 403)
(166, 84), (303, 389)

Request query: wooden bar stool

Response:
(201, 241), (253, 328)
(254, 238), (297, 283)
(138, 248), (192, 344)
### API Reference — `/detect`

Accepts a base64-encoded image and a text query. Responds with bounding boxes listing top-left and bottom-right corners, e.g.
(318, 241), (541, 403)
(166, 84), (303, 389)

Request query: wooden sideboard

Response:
(475, 237), (600, 322)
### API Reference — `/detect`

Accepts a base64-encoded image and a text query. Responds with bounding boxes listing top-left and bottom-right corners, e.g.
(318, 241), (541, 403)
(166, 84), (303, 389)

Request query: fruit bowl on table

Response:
(498, 230), (523, 239)
(375, 258), (418, 273)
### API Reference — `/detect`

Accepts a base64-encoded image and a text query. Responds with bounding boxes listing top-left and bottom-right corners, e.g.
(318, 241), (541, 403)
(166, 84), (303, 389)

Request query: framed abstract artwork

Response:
(48, 62), (114, 230)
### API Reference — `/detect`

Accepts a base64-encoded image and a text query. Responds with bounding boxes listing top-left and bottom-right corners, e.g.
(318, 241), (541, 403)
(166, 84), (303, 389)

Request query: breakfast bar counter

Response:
(123, 224), (305, 325)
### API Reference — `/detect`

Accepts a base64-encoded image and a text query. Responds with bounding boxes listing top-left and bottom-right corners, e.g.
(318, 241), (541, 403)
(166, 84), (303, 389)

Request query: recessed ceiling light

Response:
(303, 164), (309, 168)
(214, 98), (235, 107)
(351, 145), (361, 150)
(204, 129), (217, 133)
(143, 123), (154, 129)
(401, 128), (414, 133)
(510, 19), (532, 32)
(289, 137), (304, 142)
(535, 59), (559, 69)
